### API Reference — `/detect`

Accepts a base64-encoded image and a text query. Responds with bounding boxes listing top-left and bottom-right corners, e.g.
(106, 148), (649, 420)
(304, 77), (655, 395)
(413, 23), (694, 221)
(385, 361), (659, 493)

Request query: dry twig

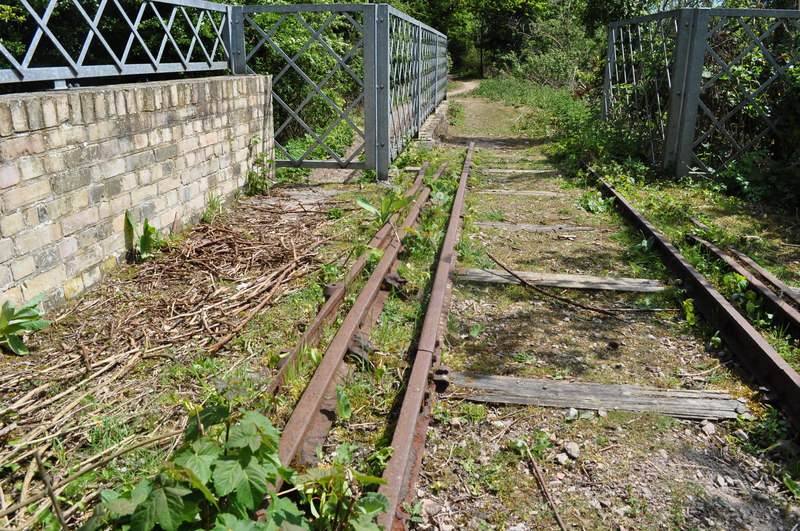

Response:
(486, 252), (623, 320)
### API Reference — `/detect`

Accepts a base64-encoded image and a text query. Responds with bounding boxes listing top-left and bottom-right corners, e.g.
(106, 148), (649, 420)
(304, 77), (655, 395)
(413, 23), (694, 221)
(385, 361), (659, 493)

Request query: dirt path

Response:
(412, 95), (800, 530)
(448, 78), (481, 97)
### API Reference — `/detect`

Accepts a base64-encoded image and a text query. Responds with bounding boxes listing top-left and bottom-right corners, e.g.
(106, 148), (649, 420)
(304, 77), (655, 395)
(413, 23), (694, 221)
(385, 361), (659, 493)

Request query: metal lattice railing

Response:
(387, 7), (447, 160)
(602, 10), (680, 165)
(235, 4), (369, 171)
(0, 2), (447, 179)
(0, 0), (230, 86)
(604, 8), (800, 176)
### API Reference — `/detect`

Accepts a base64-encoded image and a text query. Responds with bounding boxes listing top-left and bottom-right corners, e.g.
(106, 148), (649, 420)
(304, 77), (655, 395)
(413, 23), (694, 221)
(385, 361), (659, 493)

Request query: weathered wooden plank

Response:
(474, 222), (593, 232)
(477, 168), (559, 174)
(465, 394), (738, 420)
(476, 190), (575, 197)
(457, 268), (665, 293)
(451, 373), (745, 420)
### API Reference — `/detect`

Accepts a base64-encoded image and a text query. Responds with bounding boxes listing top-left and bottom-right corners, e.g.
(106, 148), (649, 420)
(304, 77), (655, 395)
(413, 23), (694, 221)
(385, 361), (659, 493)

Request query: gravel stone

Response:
(564, 442), (581, 459)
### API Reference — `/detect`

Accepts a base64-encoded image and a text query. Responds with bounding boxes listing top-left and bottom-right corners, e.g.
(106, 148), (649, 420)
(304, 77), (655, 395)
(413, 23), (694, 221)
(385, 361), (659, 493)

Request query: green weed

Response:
(355, 191), (414, 226)
(0, 294), (51, 356)
(200, 194), (223, 224)
(124, 211), (162, 263)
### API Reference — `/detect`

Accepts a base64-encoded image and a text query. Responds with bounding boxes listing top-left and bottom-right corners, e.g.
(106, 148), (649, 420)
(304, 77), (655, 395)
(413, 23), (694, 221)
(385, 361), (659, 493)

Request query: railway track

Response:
(3, 127), (799, 529)
(276, 138), (800, 529)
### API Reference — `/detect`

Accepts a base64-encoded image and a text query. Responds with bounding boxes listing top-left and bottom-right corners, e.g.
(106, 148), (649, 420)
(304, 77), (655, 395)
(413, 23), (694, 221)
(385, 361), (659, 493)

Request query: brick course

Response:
(0, 75), (274, 308)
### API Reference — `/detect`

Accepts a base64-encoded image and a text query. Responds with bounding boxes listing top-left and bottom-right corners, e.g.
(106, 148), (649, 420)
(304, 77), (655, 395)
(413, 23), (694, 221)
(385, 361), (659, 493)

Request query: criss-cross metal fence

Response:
(0, 1), (447, 179)
(604, 8), (800, 176)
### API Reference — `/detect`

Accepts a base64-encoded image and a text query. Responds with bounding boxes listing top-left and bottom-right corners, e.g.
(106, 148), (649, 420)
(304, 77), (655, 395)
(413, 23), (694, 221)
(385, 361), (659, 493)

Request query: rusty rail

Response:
(264, 162), (431, 397)
(688, 234), (800, 341)
(591, 166), (800, 425)
(378, 142), (475, 529)
(274, 162), (449, 472)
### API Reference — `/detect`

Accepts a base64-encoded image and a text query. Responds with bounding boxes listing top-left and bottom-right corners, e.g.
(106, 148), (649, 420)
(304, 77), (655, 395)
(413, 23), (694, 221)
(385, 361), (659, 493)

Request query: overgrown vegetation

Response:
(81, 392), (389, 531)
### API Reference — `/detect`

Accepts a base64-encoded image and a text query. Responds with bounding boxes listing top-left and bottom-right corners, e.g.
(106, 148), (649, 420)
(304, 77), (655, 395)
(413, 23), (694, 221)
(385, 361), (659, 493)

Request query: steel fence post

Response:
(375, 4), (391, 181)
(442, 37), (448, 102)
(602, 26), (616, 121)
(364, 4), (378, 173)
(414, 25), (422, 136)
(434, 36), (440, 105)
(227, 6), (246, 74)
(662, 8), (708, 177)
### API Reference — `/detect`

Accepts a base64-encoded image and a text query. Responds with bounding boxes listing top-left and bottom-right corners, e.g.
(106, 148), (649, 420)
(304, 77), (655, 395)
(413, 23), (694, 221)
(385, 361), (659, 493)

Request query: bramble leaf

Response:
(174, 443), (217, 484)
(227, 422), (261, 452)
(233, 458), (269, 511)
(212, 513), (265, 531)
(240, 410), (280, 445)
(262, 493), (310, 531)
(354, 492), (389, 518)
(351, 470), (387, 486)
(212, 457), (247, 497)
(185, 405), (229, 442)
(129, 484), (190, 531)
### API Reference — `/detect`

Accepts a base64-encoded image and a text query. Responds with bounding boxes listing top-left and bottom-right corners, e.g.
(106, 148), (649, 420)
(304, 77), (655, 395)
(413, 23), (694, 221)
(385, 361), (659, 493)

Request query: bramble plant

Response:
(246, 153), (276, 195)
(0, 294), (51, 356)
(293, 443), (389, 531)
(80, 394), (389, 530)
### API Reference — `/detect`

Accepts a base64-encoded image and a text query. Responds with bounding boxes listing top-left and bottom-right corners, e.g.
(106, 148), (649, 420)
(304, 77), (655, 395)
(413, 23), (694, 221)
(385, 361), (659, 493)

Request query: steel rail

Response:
(275, 162), (448, 472)
(377, 142), (475, 530)
(688, 234), (800, 342)
(692, 218), (800, 310)
(263, 162), (430, 397)
(726, 246), (800, 310)
(590, 165), (800, 425)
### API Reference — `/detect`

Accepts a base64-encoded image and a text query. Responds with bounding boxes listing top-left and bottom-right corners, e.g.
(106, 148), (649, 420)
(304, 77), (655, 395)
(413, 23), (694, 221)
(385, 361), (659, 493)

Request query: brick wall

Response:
(0, 75), (273, 309)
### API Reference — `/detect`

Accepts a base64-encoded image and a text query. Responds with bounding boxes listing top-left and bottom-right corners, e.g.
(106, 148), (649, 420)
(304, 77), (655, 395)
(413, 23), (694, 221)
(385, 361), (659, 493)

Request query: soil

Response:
(411, 89), (800, 530)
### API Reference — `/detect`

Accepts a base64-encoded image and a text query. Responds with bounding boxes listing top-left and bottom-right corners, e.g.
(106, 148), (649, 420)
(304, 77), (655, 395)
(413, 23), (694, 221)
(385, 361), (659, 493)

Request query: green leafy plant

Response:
(124, 211), (162, 263)
(628, 236), (654, 253)
(578, 191), (614, 214)
(366, 447), (393, 477)
(293, 443), (389, 531)
(201, 195), (224, 224)
(336, 384), (352, 422)
(512, 351), (535, 363)
(355, 191), (414, 227)
(508, 430), (553, 458)
(469, 324), (485, 338)
(327, 207), (345, 220)
(784, 475), (800, 500)
(401, 501), (424, 525)
(682, 298), (697, 326)
(82, 403), (389, 531)
(246, 153), (276, 195)
(0, 294), (51, 356)
(81, 408), (297, 531)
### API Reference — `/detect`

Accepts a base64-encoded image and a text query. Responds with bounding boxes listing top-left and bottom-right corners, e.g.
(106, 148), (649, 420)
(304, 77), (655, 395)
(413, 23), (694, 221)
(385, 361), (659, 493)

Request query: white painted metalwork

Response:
(0, 0), (230, 85)
(0, 1), (448, 180)
(604, 8), (800, 176)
